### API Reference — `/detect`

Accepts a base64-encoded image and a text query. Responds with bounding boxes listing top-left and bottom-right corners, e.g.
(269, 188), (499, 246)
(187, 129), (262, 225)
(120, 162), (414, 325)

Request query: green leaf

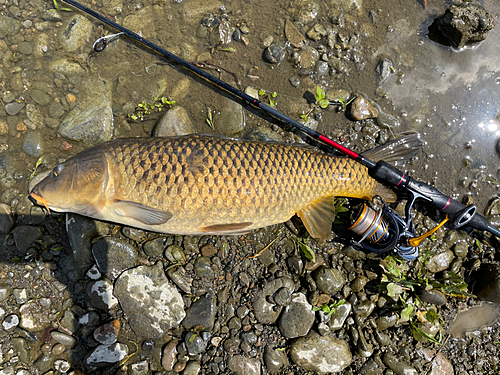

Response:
(425, 309), (439, 323)
(258, 89), (265, 96)
(399, 305), (413, 323)
(269, 99), (275, 107)
(299, 242), (316, 263)
(386, 282), (404, 299)
(410, 323), (442, 345)
(300, 114), (309, 122)
(271, 91), (277, 98)
(315, 86), (325, 102)
(318, 99), (329, 109)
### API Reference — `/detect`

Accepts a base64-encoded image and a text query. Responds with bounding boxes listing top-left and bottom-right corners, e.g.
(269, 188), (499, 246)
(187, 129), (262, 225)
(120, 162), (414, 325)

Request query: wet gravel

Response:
(1, 0), (500, 374)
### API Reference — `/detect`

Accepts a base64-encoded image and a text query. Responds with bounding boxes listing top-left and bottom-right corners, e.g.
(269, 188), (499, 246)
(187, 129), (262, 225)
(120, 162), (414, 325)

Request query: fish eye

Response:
(52, 164), (63, 177)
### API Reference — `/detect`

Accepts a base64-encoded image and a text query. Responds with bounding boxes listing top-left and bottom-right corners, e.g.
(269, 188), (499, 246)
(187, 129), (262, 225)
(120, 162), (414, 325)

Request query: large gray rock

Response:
(58, 79), (113, 146)
(436, 3), (495, 49)
(114, 263), (185, 338)
(59, 14), (94, 52)
(153, 106), (196, 137)
(182, 293), (216, 331)
(290, 332), (352, 373)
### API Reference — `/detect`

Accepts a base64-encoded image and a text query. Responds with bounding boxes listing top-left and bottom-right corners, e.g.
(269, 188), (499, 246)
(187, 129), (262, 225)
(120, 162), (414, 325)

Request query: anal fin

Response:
(297, 196), (335, 239)
(201, 222), (252, 234)
(111, 200), (172, 225)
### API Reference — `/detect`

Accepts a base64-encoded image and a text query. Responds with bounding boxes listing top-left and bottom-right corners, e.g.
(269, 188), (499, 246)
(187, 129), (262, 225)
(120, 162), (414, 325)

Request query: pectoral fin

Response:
(201, 222), (252, 233)
(297, 196), (336, 239)
(111, 200), (172, 225)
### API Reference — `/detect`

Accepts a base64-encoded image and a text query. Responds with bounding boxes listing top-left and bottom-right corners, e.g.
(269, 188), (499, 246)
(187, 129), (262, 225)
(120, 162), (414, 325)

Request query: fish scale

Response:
(100, 135), (378, 234)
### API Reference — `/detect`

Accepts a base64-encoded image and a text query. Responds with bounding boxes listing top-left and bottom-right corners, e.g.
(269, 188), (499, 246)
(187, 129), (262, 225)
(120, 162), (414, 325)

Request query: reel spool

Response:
(348, 196), (418, 260)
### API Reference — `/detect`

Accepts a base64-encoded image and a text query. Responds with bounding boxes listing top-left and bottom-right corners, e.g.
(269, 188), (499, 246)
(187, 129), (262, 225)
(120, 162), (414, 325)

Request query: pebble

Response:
(185, 332), (207, 355)
(48, 102), (65, 118)
(376, 58), (393, 84)
(11, 337), (30, 364)
(182, 293), (216, 330)
(264, 344), (289, 374)
(92, 237), (138, 280)
(161, 339), (179, 370)
(54, 359), (71, 373)
(194, 256), (215, 279)
(228, 355), (261, 375)
(183, 361), (201, 375)
(86, 343), (129, 366)
(20, 301), (51, 332)
(153, 106), (196, 137)
(30, 89), (51, 106)
(52, 343), (66, 355)
(349, 96), (379, 120)
(59, 14), (94, 52)
(18, 41), (32, 55)
(419, 289), (447, 306)
(264, 43), (286, 64)
(22, 132), (44, 157)
(58, 79), (113, 146)
(329, 302), (351, 330)
(0, 203), (13, 233)
(94, 319), (120, 345)
(113, 263), (185, 338)
(290, 331), (352, 373)
(51, 331), (77, 348)
(350, 275), (368, 292)
(426, 250), (454, 273)
(383, 352), (418, 375)
(143, 237), (165, 257)
(167, 266), (193, 294)
(453, 241), (468, 257)
(278, 293), (315, 338)
(216, 97), (246, 136)
(86, 279), (118, 310)
(201, 244), (218, 257)
(33, 354), (54, 374)
(5, 101), (25, 115)
(253, 277), (295, 324)
(130, 360), (149, 375)
(0, 283), (11, 302)
(285, 20), (306, 48)
(376, 314), (398, 331)
(313, 266), (345, 295)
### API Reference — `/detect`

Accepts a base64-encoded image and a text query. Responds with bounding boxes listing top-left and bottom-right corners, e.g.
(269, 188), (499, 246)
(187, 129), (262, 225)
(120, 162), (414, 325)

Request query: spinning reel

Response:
(348, 195), (479, 260)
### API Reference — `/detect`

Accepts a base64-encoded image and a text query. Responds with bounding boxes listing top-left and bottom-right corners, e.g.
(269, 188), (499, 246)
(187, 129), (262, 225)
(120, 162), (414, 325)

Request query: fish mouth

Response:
(29, 190), (51, 214)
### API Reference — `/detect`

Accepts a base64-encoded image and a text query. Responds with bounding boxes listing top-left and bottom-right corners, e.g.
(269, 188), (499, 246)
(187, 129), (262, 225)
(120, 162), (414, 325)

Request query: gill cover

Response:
(31, 149), (109, 215)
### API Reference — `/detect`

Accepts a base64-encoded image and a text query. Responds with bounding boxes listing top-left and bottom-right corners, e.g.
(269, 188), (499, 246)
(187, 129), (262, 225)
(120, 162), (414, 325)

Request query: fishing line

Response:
(61, 0), (500, 253)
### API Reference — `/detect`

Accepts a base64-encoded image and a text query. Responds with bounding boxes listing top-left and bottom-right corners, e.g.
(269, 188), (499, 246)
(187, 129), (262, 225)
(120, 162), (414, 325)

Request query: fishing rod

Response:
(61, 0), (500, 259)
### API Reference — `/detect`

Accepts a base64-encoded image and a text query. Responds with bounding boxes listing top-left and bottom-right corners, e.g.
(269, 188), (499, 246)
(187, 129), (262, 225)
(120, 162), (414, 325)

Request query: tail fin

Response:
(361, 132), (422, 163)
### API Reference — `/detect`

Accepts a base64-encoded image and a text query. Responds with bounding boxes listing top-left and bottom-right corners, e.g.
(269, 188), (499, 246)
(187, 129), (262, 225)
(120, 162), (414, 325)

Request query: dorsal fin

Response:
(362, 132), (422, 163)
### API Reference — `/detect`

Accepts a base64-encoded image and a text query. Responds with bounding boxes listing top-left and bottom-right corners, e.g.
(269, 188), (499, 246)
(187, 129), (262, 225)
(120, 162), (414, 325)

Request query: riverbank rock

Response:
(113, 263), (185, 338)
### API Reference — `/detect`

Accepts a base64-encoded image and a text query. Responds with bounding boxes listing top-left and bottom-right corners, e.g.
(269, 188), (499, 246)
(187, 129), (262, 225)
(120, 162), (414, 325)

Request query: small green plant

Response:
(51, 0), (72, 12)
(258, 89), (277, 107)
(313, 299), (346, 316)
(205, 107), (218, 130)
(29, 156), (45, 181)
(128, 96), (176, 121)
(292, 236), (315, 265)
(379, 253), (474, 344)
(300, 86), (356, 122)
